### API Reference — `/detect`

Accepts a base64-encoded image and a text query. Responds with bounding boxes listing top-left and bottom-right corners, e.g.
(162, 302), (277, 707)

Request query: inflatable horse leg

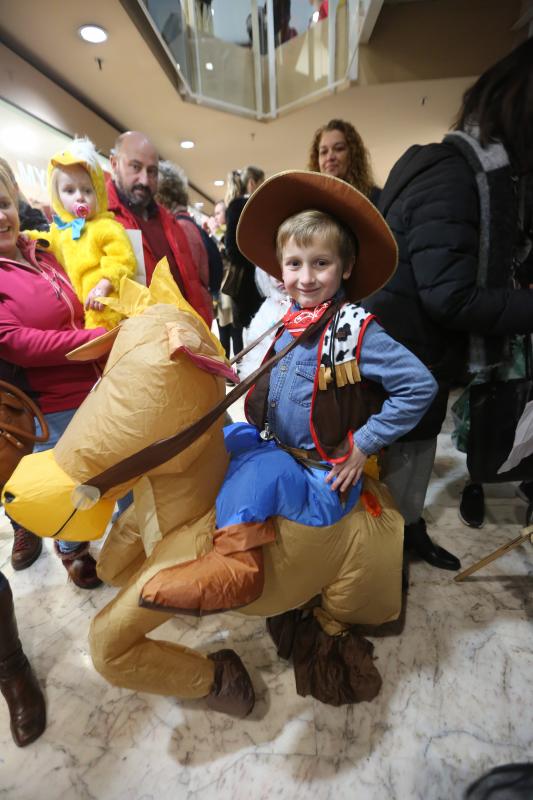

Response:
(251, 475), (404, 707)
(89, 515), (254, 717)
(285, 479), (403, 707)
(96, 504), (145, 588)
(320, 476), (404, 628)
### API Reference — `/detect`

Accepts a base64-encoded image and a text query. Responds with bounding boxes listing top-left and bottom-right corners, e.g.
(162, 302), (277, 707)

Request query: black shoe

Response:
(459, 483), (485, 528)
(404, 518), (461, 571)
(516, 481), (533, 504)
(401, 561), (409, 593)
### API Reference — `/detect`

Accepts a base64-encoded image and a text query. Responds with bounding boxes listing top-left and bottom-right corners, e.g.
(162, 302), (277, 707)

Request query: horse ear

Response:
(66, 326), (121, 362)
(167, 320), (238, 383)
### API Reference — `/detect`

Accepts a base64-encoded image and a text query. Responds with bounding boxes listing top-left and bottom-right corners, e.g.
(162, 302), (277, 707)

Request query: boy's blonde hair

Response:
(276, 210), (358, 268)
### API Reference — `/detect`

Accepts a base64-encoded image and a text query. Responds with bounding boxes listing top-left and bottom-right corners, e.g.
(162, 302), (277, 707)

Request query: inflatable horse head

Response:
(2, 262), (234, 546)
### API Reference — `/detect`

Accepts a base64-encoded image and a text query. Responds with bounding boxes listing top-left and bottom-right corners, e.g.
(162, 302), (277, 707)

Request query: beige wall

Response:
(359, 0), (524, 85)
(273, 74), (476, 187)
(0, 43), (208, 208)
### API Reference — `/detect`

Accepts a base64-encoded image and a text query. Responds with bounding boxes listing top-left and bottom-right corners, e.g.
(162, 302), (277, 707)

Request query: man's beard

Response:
(118, 179), (153, 211)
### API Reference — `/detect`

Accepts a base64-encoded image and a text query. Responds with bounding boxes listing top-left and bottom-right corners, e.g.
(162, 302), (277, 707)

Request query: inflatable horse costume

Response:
(3, 173), (406, 715)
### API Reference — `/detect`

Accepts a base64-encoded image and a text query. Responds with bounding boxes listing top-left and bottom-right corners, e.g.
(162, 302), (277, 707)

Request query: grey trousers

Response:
(381, 438), (438, 526)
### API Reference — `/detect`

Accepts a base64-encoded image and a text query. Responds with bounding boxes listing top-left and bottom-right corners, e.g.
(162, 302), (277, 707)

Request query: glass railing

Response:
(137, 0), (369, 119)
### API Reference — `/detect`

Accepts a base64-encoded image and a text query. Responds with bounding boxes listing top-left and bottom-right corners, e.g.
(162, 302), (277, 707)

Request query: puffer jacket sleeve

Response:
(94, 219), (137, 290)
(404, 153), (533, 335)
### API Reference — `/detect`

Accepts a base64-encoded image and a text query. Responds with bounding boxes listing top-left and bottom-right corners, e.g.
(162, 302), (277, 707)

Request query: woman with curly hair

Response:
(308, 119), (380, 203)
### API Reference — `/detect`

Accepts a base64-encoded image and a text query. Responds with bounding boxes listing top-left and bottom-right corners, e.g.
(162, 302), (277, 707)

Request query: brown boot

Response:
(11, 526), (42, 571)
(0, 577), (46, 747)
(206, 649), (255, 717)
(53, 541), (102, 590)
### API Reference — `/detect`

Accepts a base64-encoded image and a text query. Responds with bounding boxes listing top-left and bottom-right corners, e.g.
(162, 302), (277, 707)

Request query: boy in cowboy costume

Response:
(144, 170), (439, 616)
(219, 170), (438, 518)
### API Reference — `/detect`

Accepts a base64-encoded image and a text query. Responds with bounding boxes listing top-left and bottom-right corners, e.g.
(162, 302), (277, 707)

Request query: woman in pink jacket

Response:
(0, 162), (107, 588)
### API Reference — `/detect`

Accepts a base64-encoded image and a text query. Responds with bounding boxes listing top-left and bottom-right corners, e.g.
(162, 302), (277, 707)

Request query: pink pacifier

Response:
(74, 202), (90, 218)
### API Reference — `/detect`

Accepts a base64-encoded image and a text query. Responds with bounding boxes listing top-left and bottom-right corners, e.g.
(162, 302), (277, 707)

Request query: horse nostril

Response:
(3, 492), (15, 503)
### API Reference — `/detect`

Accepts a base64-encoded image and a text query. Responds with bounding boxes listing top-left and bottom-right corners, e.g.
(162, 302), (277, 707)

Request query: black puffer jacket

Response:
(365, 141), (533, 438)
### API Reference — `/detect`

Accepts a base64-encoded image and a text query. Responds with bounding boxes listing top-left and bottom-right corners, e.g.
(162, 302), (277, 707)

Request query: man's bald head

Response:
(111, 131), (159, 210)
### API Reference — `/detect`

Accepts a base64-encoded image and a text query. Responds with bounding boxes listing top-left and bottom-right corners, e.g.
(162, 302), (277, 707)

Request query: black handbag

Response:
(467, 338), (533, 483)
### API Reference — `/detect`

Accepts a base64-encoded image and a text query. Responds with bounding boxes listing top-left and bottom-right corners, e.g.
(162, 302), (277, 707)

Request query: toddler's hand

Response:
(325, 443), (367, 494)
(85, 279), (113, 311)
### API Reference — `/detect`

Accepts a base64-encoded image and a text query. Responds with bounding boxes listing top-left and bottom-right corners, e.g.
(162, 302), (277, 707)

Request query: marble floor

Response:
(1, 397), (532, 800)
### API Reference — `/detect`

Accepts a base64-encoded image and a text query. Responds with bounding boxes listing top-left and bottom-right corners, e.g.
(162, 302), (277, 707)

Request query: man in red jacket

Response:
(107, 131), (213, 325)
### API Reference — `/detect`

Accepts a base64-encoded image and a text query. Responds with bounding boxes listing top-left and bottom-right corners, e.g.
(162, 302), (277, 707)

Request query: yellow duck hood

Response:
(48, 137), (111, 221)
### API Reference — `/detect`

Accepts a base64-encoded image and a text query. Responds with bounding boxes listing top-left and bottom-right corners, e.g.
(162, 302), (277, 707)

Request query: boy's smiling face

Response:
(281, 234), (353, 308)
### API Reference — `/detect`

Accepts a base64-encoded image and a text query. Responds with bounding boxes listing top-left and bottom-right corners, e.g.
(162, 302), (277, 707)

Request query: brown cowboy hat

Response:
(236, 170), (398, 301)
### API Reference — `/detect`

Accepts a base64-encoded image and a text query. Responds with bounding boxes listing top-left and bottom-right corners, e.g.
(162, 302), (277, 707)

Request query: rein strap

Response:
(82, 301), (341, 497)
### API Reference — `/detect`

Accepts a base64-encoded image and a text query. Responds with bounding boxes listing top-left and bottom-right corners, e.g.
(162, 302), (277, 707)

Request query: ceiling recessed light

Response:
(194, 202), (204, 208)
(79, 24), (108, 44)
(180, 140), (195, 149)
(205, 62), (214, 71)
(213, 179), (224, 186)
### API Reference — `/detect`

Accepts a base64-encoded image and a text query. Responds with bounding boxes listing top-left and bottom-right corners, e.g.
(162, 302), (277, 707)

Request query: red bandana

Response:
(282, 300), (333, 337)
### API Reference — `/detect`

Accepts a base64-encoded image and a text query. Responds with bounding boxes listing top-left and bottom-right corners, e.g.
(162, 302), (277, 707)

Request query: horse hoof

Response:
(206, 649), (255, 717)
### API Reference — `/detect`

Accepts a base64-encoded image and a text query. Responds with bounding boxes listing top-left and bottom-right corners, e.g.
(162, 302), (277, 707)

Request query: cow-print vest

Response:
(245, 303), (387, 462)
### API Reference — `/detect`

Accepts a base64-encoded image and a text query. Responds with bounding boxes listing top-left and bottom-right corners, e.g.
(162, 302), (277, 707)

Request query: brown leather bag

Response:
(0, 380), (49, 489)
(220, 262), (244, 300)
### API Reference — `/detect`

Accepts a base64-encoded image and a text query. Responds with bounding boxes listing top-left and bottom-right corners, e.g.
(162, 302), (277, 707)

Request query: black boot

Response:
(459, 483), (485, 528)
(404, 518), (461, 571)
(0, 578), (46, 747)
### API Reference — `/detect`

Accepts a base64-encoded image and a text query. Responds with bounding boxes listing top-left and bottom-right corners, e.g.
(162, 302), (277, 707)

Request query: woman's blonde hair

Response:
(224, 169), (244, 206)
(276, 210), (358, 269)
(308, 119), (374, 197)
(0, 161), (19, 208)
(224, 165), (265, 206)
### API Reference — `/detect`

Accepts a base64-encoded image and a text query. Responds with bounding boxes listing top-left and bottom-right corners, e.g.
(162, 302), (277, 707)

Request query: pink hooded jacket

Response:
(0, 237), (107, 413)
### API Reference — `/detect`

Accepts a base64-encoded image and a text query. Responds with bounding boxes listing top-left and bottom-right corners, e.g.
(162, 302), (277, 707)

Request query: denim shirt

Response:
(267, 317), (437, 455)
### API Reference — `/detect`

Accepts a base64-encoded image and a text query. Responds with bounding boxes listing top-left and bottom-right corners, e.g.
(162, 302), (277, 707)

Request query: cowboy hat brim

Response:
(236, 171), (397, 302)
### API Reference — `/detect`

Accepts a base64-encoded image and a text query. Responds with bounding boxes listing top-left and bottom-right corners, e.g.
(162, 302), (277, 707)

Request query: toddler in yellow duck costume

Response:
(25, 138), (136, 330)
